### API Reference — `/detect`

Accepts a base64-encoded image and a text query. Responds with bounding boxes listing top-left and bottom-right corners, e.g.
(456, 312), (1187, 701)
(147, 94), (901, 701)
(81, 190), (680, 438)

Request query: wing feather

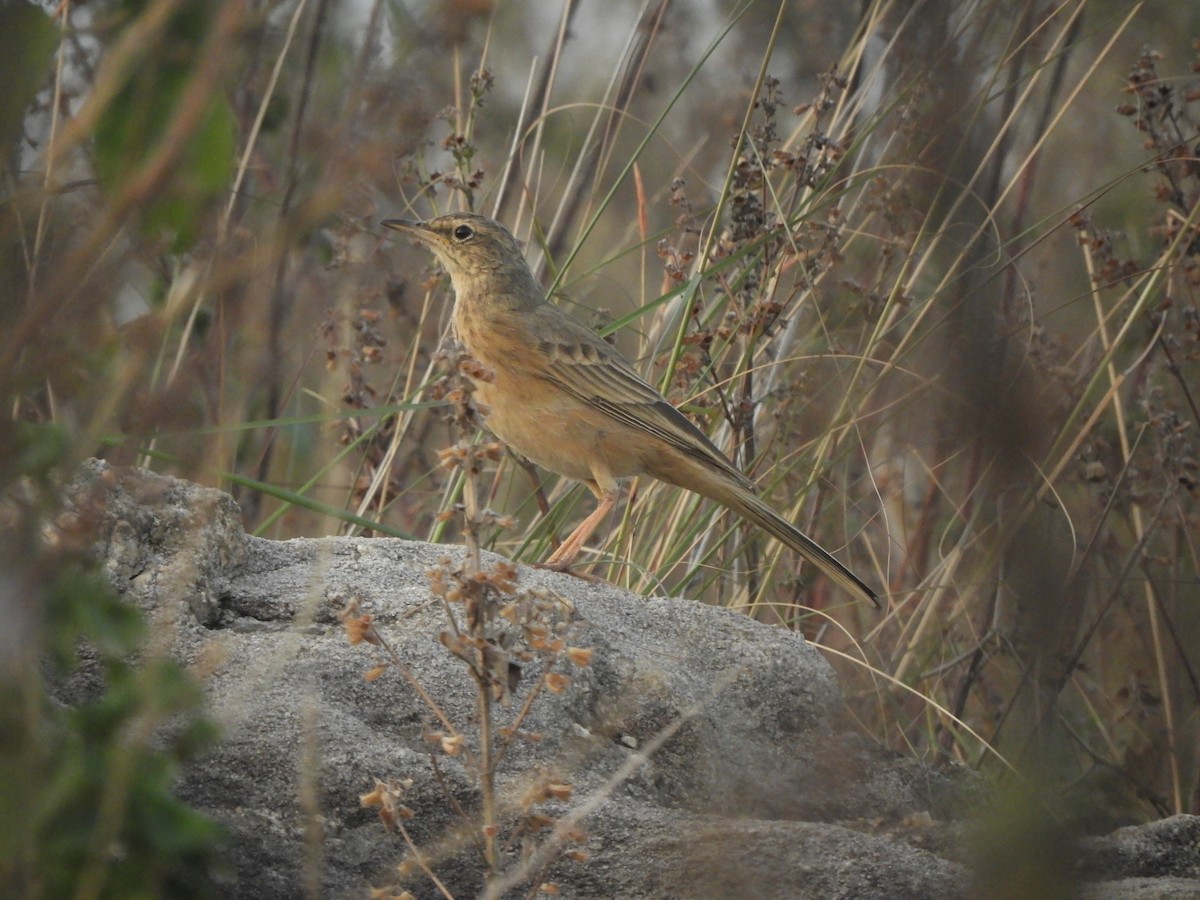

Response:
(524, 309), (755, 492)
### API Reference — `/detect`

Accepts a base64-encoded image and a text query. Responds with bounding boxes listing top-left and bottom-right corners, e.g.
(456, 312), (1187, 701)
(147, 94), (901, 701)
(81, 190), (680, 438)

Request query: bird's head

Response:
(382, 213), (529, 281)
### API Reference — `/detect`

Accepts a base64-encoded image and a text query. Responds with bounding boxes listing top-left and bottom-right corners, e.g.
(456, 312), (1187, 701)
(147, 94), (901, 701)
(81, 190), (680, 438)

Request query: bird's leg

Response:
(540, 485), (618, 571)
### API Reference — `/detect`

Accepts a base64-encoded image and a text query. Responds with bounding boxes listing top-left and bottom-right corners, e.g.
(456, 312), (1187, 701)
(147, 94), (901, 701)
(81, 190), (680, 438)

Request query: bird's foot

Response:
(528, 560), (614, 585)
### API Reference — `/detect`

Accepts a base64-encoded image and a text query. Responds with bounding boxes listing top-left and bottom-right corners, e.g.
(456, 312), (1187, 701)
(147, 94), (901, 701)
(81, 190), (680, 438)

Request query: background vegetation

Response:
(2, 0), (1199, 893)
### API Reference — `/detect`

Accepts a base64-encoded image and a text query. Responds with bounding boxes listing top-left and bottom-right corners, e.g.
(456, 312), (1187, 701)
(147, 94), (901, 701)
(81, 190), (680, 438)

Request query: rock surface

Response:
(62, 461), (1200, 899)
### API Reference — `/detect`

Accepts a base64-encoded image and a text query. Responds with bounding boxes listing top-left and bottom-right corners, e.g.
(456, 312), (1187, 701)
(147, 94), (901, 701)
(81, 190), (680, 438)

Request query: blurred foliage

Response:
(0, 499), (224, 897)
(1, 4), (227, 896)
(92, 1), (236, 249)
(0, 570), (225, 898)
(0, 3), (57, 160)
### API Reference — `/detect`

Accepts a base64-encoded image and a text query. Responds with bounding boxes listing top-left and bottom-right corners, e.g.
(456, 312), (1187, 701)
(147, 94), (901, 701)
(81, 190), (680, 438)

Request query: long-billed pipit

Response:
(384, 213), (879, 608)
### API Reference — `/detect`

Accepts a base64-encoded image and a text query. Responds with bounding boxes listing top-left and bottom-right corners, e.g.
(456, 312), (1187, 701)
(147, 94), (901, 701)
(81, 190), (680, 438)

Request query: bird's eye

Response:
(452, 224), (474, 241)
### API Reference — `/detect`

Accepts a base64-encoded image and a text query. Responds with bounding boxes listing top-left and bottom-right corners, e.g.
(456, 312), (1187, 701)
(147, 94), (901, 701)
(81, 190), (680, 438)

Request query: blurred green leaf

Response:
(45, 566), (144, 671)
(2, 560), (225, 898)
(11, 422), (70, 480)
(0, 3), (57, 164)
(93, 5), (235, 251)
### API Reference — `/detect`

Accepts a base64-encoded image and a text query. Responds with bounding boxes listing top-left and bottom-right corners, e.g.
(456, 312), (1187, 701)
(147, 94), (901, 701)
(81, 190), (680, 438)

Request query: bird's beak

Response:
(381, 218), (419, 232)
(381, 219), (437, 245)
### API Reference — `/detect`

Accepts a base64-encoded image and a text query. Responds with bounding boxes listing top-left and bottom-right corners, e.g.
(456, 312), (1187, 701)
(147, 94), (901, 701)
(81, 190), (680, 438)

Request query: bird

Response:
(382, 213), (879, 608)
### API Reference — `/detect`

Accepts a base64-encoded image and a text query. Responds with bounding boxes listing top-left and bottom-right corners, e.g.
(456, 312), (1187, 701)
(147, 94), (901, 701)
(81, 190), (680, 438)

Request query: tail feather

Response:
(707, 480), (880, 609)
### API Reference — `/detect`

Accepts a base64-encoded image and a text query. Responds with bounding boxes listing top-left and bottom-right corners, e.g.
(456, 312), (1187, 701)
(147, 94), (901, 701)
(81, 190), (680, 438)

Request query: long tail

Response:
(703, 477), (880, 609)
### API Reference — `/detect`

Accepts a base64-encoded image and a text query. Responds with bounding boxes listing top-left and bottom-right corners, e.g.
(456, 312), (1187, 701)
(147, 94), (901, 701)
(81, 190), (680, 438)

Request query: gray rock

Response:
(61, 461), (1200, 899)
(1080, 815), (1200, 879)
(1084, 879), (1200, 900)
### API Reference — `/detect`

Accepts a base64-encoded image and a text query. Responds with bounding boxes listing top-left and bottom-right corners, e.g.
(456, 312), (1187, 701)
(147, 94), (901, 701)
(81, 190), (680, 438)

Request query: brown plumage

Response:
(383, 213), (879, 608)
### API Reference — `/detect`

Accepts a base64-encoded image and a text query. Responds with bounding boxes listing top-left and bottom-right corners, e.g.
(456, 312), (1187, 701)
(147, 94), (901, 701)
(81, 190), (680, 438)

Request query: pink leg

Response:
(541, 489), (618, 569)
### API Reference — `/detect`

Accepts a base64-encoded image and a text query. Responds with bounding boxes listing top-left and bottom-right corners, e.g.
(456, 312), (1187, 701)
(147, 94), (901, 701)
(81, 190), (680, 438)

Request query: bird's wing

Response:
(526, 307), (756, 492)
